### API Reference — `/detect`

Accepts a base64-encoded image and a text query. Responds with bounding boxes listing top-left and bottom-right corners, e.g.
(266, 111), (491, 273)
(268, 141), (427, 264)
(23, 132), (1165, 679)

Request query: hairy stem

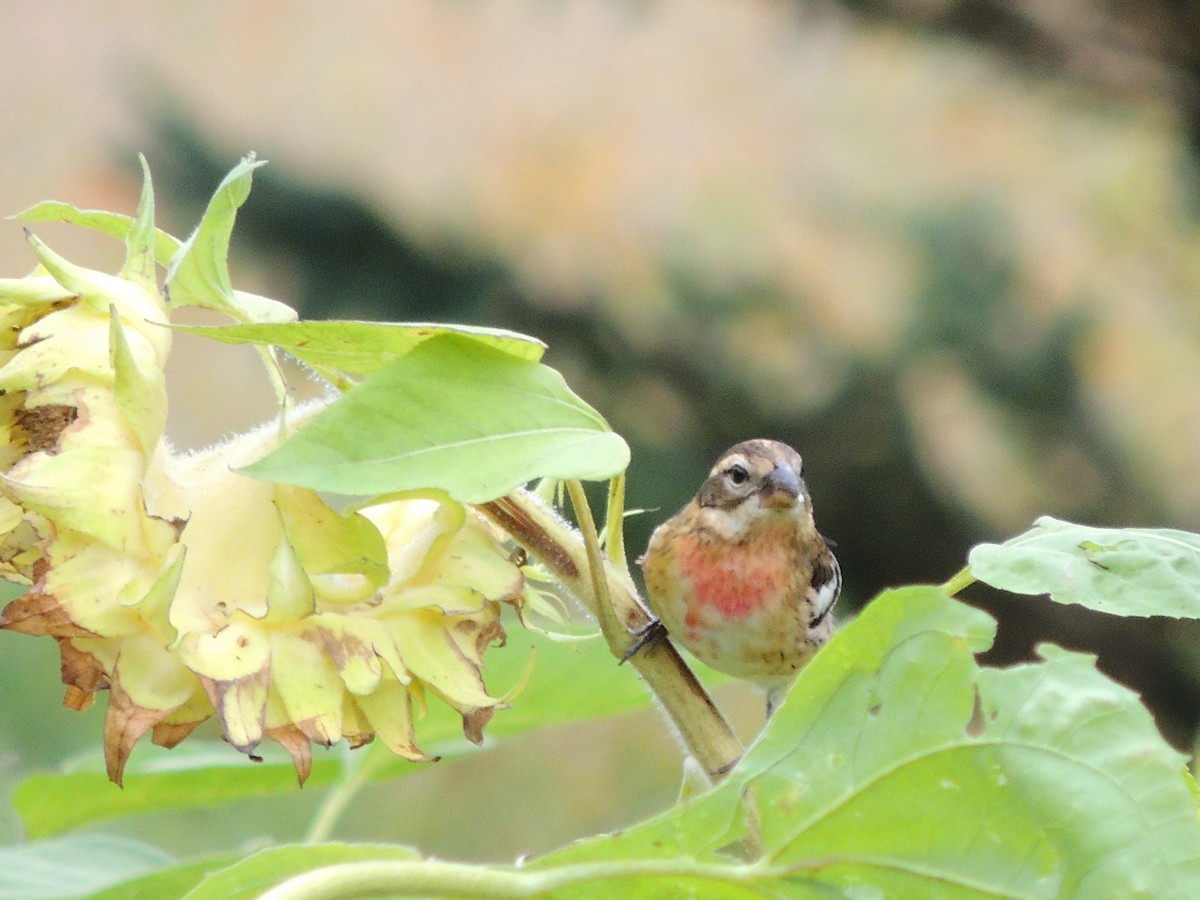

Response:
(479, 490), (743, 781)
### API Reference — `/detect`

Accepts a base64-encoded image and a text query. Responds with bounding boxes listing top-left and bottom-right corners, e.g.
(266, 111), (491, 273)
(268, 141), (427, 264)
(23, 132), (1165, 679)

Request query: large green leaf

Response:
(0, 834), (172, 899)
(535, 587), (1200, 898)
(172, 319), (545, 374)
(969, 516), (1200, 617)
(242, 333), (630, 502)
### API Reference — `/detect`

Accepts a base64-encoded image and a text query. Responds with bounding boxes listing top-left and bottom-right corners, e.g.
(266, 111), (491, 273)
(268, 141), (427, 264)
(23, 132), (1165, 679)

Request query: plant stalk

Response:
(940, 565), (977, 597)
(479, 489), (743, 781)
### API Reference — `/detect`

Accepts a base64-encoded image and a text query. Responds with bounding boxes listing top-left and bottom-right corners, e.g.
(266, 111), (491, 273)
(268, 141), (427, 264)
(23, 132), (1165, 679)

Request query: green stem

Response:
(565, 479), (626, 654)
(604, 473), (628, 570)
(478, 491), (743, 781)
(259, 858), (790, 900)
(303, 743), (393, 844)
(940, 565), (976, 597)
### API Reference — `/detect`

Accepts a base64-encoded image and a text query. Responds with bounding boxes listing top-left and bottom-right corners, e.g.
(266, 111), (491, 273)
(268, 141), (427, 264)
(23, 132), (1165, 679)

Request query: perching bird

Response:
(636, 439), (841, 715)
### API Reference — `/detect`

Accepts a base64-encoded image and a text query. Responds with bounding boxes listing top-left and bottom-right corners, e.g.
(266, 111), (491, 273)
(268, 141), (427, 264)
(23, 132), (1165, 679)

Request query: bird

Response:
(634, 439), (840, 716)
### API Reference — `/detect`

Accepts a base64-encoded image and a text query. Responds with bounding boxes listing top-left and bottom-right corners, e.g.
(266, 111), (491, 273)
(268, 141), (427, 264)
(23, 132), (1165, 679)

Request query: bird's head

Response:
(693, 439), (812, 541)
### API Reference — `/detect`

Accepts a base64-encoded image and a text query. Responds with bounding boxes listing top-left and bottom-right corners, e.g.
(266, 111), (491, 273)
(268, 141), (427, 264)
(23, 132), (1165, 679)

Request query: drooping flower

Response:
(0, 162), (525, 784)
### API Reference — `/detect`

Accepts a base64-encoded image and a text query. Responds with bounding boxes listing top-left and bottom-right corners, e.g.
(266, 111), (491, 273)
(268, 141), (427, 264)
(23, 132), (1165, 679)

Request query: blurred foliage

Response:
(839, 0), (1200, 170)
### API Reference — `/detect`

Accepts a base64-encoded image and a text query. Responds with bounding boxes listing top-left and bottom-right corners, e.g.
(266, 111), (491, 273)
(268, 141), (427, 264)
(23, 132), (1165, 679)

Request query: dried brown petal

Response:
(104, 679), (168, 787)
(58, 638), (108, 698)
(462, 706), (496, 745)
(0, 590), (97, 637)
(151, 720), (204, 750)
(14, 403), (77, 454)
(266, 725), (314, 786)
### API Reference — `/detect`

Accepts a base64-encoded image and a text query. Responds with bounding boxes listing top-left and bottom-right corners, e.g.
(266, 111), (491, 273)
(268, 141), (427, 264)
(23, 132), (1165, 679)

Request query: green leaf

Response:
(537, 587), (1200, 898)
(13, 202), (181, 267)
(180, 843), (419, 900)
(12, 743), (341, 838)
(0, 834), (172, 899)
(164, 155), (293, 323)
(84, 855), (242, 900)
(242, 333), (630, 502)
(172, 319), (546, 375)
(969, 515), (1200, 617)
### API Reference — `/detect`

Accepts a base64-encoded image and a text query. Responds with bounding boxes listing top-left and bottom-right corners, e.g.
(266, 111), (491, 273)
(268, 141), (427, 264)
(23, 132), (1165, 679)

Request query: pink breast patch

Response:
(677, 533), (788, 621)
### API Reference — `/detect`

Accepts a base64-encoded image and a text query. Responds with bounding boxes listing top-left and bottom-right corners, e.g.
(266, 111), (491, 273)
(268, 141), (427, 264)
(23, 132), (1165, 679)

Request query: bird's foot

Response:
(619, 618), (669, 664)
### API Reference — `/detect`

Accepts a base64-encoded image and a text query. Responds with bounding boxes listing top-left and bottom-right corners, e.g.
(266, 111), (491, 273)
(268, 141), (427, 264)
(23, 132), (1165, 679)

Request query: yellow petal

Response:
(388, 609), (497, 710)
(268, 626), (345, 746)
(354, 676), (430, 761)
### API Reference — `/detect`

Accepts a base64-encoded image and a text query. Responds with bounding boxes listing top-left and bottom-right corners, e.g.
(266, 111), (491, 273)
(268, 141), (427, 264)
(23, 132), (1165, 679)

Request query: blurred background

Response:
(3, 0), (1200, 866)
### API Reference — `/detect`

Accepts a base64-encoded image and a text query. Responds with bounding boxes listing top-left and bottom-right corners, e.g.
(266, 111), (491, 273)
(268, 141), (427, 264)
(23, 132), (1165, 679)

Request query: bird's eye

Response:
(726, 464), (750, 486)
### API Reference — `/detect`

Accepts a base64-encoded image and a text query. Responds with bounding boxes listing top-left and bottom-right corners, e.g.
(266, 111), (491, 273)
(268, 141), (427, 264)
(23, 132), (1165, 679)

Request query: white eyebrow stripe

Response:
(711, 453), (751, 476)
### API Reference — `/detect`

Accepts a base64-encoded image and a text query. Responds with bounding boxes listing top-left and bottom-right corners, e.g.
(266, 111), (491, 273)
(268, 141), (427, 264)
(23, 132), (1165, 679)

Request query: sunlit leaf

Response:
(0, 834), (172, 899)
(173, 319), (546, 374)
(969, 516), (1200, 617)
(242, 333), (630, 502)
(538, 587), (1200, 898)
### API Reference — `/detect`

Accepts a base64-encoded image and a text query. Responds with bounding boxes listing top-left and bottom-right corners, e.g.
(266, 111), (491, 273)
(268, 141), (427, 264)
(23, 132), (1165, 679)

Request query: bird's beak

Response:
(759, 464), (802, 509)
